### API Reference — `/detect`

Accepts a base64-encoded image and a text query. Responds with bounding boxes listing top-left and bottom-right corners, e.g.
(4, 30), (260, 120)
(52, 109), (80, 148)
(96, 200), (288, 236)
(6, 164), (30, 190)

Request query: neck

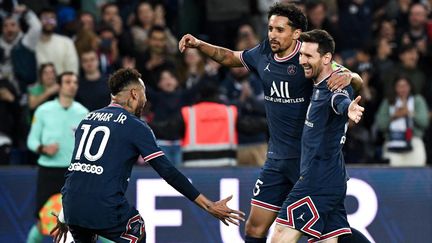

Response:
(85, 70), (101, 81)
(111, 98), (134, 114)
(59, 95), (73, 108)
(41, 33), (52, 42)
(315, 65), (333, 84)
(275, 40), (297, 58)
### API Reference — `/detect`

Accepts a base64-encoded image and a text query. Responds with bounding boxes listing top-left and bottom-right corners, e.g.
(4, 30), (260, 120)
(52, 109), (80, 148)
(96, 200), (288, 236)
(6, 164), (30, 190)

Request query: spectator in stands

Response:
(135, 25), (176, 89)
(130, 2), (177, 55)
(26, 72), (88, 242)
(385, 0), (412, 30)
(305, 0), (341, 51)
(382, 44), (426, 96)
(76, 49), (110, 111)
(147, 69), (204, 166)
(36, 8), (79, 74)
(337, 0), (373, 52)
(220, 66), (267, 166)
(96, 26), (120, 74)
(397, 3), (431, 58)
(79, 11), (96, 32)
(74, 28), (99, 57)
(177, 48), (207, 88)
(236, 23), (260, 50)
(99, 3), (122, 34)
(179, 81), (267, 167)
(376, 76), (429, 166)
(98, 2), (134, 57)
(0, 4), (41, 94)
(28, 63), (58, 111)
(180, 81), (239, 167)
(0, 78), (21, 165)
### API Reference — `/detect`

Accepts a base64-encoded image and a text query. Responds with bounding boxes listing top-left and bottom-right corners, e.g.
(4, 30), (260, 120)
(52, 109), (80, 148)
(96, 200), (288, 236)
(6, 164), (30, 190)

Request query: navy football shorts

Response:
(69, 207), (145, 243)
(250, 158), (300, 212)
(276, 182), (351, 242)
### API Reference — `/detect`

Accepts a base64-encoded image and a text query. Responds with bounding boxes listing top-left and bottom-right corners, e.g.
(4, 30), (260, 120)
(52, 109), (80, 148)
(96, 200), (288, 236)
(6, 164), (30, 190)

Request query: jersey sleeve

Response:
(27, 107), (44, 152)
(240, 40), (267, 72)
(330, 88), (353, 116)
(133, 119), (165, 162)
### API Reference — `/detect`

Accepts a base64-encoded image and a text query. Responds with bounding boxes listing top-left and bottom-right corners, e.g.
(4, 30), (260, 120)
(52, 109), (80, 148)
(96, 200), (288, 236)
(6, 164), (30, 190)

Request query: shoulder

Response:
(53, 34), (74, 44)
(37, 100), (55, 110)
(414, 95), (428, 106)
(72, 101), (90, 114)
(244, 39), (270, 55)
(34, 100), (55, 115)
(28, 83), (44, 95)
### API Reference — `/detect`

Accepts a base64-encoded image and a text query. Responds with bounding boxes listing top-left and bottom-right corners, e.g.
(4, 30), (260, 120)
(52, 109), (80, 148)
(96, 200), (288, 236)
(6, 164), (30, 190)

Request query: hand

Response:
(145, 56), (164, 70)
(179, 34), (201, 53)
(46, 84), (60, 96)
(393, 106), (410, 119)
(0, 88), (15, 102)
(206, 195), (245, 226)
(328, 72), (352, 92)
(43, 143), (59, 156)
(348, 96), (364, 124)
(50, 212), (69, 243)
(14, 4), (27, 14)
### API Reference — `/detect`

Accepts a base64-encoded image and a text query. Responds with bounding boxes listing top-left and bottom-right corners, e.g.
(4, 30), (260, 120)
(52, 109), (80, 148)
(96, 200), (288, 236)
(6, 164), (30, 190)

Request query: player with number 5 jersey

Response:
(52, 68), (244, 243)
(179, 3), (363, 243)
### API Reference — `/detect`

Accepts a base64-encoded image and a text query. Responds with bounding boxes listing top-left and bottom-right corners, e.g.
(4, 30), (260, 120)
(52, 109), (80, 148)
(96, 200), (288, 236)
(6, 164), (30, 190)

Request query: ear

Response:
(323, 53), (332, 65)
(130, 88), (138, 100)
(292, 29), (301, 40)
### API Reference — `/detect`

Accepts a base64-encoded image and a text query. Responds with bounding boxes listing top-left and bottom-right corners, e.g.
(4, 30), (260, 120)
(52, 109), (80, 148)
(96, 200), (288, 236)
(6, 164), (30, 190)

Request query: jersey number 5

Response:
(75, 124), (111, 161)
(253, 179), (264, 196)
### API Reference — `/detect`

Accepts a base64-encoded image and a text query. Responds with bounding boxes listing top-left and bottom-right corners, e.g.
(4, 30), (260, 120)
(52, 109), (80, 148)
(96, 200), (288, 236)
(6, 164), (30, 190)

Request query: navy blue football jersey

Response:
(240, 39), (313, 159)
(62, 104), (164, 229)
(299, 70), (354, 187)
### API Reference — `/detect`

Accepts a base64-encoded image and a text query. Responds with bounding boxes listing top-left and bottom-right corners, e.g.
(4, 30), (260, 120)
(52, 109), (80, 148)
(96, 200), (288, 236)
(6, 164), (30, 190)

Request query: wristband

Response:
(58, 208), (65, 223)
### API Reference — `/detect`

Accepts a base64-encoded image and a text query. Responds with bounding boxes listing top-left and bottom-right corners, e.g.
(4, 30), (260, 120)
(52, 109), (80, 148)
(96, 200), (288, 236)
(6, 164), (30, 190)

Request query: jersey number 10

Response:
(75, 124), (111, 161)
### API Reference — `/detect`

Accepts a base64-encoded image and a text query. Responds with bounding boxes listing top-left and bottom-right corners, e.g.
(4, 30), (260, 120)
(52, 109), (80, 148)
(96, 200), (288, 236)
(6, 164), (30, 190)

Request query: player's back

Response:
(300, 71), (353, 188)
(62, 104), (147, 229)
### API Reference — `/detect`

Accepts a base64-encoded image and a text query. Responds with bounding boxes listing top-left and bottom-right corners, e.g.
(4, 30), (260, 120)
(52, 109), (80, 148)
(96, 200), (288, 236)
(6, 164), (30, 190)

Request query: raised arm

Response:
(179, 34), (244, 67)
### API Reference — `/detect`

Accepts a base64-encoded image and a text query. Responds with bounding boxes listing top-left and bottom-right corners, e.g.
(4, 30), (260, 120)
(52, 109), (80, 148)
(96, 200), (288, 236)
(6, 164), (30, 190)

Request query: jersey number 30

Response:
(75, 124), (111, 161)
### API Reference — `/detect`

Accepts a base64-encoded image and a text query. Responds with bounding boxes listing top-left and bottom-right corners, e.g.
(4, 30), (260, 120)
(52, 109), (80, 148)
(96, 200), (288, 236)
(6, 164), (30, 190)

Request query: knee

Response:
(270, 226), (284, 243)
(245, 218), (267, 237)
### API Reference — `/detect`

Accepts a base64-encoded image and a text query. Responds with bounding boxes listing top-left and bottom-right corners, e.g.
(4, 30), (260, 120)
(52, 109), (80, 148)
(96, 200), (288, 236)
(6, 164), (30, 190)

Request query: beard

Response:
(42, 26), (55, 35)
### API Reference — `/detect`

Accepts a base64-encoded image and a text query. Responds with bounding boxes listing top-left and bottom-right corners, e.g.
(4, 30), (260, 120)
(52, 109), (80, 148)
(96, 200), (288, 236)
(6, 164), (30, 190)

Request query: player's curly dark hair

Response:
(268, 3), (308, 32)
(299, 29), (335, 56)
(108, 68), (142, 95)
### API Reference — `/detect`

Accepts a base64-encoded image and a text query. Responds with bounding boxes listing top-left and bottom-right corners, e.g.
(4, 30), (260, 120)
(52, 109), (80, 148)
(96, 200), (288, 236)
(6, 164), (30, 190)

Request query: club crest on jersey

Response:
(287, 64), (297, 75)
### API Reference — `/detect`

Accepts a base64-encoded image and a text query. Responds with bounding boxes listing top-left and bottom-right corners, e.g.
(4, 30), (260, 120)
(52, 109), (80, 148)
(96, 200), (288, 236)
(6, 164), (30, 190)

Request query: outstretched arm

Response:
(149, 155), (245, 225)
(348, 96), (364, 124)
(179, 34), (244, 67)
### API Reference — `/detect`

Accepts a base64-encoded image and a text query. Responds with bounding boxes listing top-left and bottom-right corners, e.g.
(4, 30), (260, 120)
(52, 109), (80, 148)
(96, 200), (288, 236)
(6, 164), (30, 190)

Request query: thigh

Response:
(69, 225), (98, 243)
(98, 209), (146, 243)
(251, 158), (298, 212)
(311, 200), (352, 243)
(276, 184), (347, 240)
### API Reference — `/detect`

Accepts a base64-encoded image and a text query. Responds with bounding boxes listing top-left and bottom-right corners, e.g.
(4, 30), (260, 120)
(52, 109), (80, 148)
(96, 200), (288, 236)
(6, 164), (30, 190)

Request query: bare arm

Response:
(194, 194), (245, 226)
(179, 34), (243, 67)
(328, 72), (363, 92)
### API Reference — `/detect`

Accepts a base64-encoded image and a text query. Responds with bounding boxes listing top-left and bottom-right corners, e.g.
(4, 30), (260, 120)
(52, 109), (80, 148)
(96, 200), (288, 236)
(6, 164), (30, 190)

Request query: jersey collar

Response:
(314, 67), (342, 87)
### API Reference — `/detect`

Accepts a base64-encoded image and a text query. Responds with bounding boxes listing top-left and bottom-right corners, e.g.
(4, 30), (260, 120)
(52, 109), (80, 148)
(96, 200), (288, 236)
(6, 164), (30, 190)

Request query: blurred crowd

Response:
(0, 0), (431, 167)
